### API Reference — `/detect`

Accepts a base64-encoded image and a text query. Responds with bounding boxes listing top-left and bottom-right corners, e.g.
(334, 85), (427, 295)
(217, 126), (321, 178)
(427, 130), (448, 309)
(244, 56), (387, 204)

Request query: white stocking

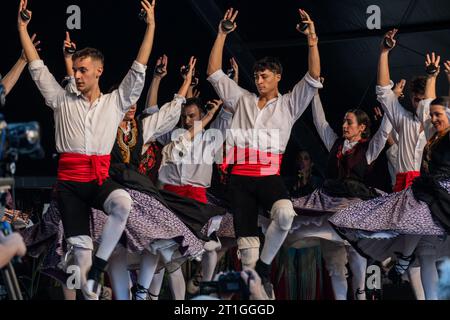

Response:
(149, 268), (165, 300)
(168, 268), (186, 300)
(136, 251), (159, 300)
(108, 246), (131, 300)
(419, 255), (439, 300)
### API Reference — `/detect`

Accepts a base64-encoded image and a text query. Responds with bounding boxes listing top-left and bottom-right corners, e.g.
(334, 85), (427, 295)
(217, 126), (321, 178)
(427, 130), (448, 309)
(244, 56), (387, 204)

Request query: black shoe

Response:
(131, 284), (150, 300)
(388, 252), (415, 285)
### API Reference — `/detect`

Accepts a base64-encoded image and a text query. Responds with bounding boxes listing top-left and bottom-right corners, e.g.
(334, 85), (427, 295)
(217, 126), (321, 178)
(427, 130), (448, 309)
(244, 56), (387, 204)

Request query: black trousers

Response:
(228, 174), (289, 238)
(56, 179), (122, 238)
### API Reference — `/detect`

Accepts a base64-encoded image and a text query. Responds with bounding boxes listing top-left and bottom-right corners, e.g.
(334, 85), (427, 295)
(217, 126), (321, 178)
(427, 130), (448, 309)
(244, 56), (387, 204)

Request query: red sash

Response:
(220, 147), (283, 177)
(164, 184), (207, 204)
(393, 171), (420, 192)
(57, 153), (111, 185)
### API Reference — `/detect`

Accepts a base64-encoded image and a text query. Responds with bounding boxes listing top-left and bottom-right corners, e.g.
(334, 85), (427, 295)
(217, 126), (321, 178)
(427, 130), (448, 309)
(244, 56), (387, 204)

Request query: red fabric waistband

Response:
(163, 184), (207, 204)
(57, 153), (111, 185)
(219, 147), (283, 177)
(393, 171), (420, 192)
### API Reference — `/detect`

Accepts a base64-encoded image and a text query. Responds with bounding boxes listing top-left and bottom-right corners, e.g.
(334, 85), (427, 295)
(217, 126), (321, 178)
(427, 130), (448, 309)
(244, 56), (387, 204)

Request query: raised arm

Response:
(207, 8), (238, 76)
(135, 0), (156, 66)
(144, 54), (168, 111)
(229, 57), (239, 83)
(377, 29), (397, 87)
(17, 1), (65, 109)
(17, 0), (40, 63)
(366, 113), (393, 165)
(2, 34), (40, 96)
(283, 10), (323, 121)
(418, 52), (440, 139)
(63, 31), (76, 77)
(141, 57), (196, 143)
(311, 90), (338, 152)
(296, 9), (320, 80)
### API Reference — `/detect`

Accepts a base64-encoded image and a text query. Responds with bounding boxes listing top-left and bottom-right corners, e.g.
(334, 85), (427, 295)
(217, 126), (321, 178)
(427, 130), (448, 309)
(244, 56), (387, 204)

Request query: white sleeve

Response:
(284, 72), (323, 122)
(142, 104), (159, 116)
(207, 69), (251, 112)
(376, 81), (409, 132)
(416, 98), (435, 140)
(366, 115), (393, 165)
(112, 60), (147, 112)
(311, 92), (338, 152)
(28, 60), (66, 110)
(141, 95), (184, 143)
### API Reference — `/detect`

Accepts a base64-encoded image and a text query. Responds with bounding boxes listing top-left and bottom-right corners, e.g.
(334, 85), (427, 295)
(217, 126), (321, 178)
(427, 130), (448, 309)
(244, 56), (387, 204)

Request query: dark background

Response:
(1, 0), (449, 188)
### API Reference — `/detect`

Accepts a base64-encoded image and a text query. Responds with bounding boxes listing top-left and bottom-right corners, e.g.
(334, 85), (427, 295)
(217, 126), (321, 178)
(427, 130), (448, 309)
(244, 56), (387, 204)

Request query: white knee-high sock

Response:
(108, 247), (131, 300)
(136, 251), (160, 300)
(149, 269), (165, 300)
(73, 247), (92, 288)
(419, 255), (439, 300)
(260, 222), (289, 265)
(168, 268), (186, 300)
(348, 249), (367, 300)
(407, 267), (425, 300)
(330, 275), (348, 300)
(96, 191), (132, 261)
(202, 250), (218, 282)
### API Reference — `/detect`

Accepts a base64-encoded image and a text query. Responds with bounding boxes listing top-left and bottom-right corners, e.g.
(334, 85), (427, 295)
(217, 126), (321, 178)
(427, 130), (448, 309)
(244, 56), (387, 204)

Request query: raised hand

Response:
(296, 9), (315, 35)
(425, 52), (441, 77)
(18, 0), (32, 29)
(373, 106), (384, 122)
(140, 0), (156, 26)
(205, 99), (223, 115)
(154, 54), (168, 78)
(219, 8), (238, 35)
(393, 79), (406, 98)
(21, 33), (40, 62)
(381, 29), (398, 52)
(229, 57), (239, 82)
(184, 56), (197, 84)
(63, 31), (77, 57)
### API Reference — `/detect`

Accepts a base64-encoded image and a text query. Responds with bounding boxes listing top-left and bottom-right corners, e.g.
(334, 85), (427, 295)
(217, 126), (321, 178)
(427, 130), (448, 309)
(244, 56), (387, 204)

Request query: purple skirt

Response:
(203, 192), (235, 239)
(328, 179), (450, 262)
(21, 188), (206, 273)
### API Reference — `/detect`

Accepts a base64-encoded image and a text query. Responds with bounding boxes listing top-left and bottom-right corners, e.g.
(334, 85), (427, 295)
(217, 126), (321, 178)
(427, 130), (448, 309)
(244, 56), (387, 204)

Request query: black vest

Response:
(323, 138), (379, 200)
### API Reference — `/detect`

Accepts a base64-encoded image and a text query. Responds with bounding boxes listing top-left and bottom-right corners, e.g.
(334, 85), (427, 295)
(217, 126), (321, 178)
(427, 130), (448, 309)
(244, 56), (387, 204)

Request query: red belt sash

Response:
(57, 153), (111, 185)
(219, 147), (283, 177)
(164, 184), (207, 204)
(393, 171), (420, 192)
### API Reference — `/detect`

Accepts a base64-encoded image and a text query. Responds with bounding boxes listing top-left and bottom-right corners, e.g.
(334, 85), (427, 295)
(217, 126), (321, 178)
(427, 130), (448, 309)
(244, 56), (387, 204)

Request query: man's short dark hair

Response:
(72, 47), (105, 66)
(183, 97), (204, 114)
(253, 57), (283, 75)
(410, 76), (427, 95)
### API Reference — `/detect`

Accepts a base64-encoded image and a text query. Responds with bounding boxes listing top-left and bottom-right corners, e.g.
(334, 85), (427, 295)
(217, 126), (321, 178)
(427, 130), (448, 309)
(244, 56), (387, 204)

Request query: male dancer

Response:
(18, 0), (156, 299)
(207, 8), (322, 298)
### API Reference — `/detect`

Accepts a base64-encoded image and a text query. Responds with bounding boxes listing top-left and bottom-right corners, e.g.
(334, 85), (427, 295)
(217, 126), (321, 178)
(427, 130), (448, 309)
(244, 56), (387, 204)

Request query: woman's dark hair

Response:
(430, 96), (450, 109)
(346, 109), (371, 139)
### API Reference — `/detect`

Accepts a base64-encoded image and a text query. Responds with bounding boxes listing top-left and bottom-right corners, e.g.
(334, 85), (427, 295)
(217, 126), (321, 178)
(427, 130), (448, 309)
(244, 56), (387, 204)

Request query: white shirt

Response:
(141, 95), (185, 145)
(311, 93), (392, 165)
(376, 81), (432, 173)
(29, 59), (147, 155)
(207, 69), (323, 154)
(157, 108), (233, 187)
